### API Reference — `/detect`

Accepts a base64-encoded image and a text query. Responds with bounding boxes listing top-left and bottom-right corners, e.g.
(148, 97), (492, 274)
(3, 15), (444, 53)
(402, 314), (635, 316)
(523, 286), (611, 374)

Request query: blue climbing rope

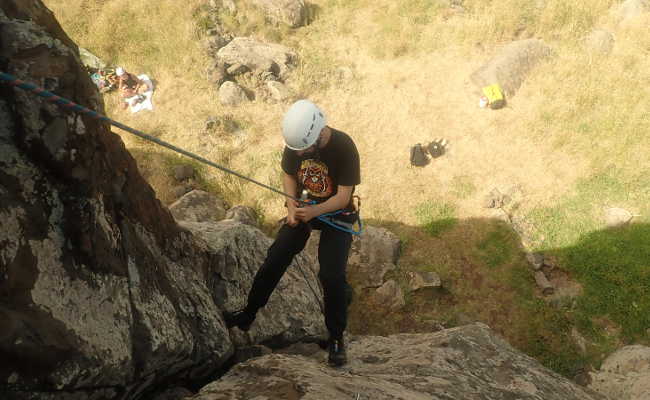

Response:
(0, 71), (363, 235)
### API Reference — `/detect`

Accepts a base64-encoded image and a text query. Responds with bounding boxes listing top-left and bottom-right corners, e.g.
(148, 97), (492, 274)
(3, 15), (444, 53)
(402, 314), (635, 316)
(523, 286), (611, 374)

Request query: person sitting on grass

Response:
(115, 66), (144, 109)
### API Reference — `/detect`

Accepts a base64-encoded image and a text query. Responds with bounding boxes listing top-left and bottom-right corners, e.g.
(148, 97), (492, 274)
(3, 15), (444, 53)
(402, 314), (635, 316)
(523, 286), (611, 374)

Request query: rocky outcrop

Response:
(0, 2), (234, 398)
(176, 220), (328, 347)
(250, 0), (308, 28)
(0, 2), (325, 398)
(193, 323), (606, 400)
(589, 345), (650, 400)
(470, 39), (552, 98)
(216, 37), (297, 81)
(169, 190), (228, 223)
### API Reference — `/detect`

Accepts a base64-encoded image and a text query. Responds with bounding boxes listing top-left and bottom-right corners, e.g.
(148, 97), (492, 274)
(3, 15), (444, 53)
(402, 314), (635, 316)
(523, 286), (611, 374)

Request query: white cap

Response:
(116, 67), (125, 76)
(282, 100), (327, 151)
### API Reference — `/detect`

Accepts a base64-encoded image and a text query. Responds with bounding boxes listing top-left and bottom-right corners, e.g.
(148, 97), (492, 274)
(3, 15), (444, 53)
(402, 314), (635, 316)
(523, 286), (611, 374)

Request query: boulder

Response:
(250, 0), (308, 28)
(266, 80), (292, 101)
(604, 207), (634, 227)
(306, 225), (401, 288)
(470, 39), (552, 98)
(589, 345), (650, 400)
(206, 62), (228, 86)
(585, 29), (615, 54)
(169, 189), (228, 222)
(1, 3), (233, 398)
(193, 324), (607, 400)
(614, 0), (649, 23)
(216, 37), (297, 80)
(179, 220), (328, 347)
(407, 271), (442, 292)
(349, 225), (401, 266)
(78, 47), (106, 70)
(224, 205), (258, 227)
(372, 280), (406, 311)
(218, 81), (250, 106)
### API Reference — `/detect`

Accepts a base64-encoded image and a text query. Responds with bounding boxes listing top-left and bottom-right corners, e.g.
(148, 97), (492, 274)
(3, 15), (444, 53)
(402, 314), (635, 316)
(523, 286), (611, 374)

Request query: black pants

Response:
(245, 218), (353, 340)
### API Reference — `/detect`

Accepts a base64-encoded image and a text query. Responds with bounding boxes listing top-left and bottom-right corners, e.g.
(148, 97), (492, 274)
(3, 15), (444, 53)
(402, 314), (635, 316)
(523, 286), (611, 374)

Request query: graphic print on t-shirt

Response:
(298, 159), (333, 198)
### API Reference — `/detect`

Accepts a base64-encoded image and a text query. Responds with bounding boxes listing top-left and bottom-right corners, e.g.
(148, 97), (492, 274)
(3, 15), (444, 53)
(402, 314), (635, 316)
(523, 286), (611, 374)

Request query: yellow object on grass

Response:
(482, 83), (505, 109)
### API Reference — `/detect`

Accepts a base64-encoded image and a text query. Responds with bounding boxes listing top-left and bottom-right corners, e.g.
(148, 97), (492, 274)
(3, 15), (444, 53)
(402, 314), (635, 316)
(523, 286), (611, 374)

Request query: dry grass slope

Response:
(45, 0), (650, 378)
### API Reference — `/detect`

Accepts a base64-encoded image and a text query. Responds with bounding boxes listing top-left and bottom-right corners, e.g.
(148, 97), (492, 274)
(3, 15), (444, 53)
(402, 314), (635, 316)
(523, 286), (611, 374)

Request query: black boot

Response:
(223, 309), (256, 331)
(328, 337), (347, 367)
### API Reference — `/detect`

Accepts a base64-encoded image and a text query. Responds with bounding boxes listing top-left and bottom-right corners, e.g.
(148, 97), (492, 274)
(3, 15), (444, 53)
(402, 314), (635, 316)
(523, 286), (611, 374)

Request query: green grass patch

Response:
(475, 225), (516, 268)
(561, 224), (650, 343)
(415, 201), (457, 237)
(506, 265), (590, 376)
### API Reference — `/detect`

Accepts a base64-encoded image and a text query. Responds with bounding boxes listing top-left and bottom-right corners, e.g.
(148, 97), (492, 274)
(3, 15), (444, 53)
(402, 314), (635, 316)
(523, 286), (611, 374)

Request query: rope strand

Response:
(0, 71), (362, 235)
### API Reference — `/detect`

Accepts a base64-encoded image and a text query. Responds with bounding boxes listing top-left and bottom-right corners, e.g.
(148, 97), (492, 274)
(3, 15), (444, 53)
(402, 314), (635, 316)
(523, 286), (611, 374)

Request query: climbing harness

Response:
(0, 72), (363, 235)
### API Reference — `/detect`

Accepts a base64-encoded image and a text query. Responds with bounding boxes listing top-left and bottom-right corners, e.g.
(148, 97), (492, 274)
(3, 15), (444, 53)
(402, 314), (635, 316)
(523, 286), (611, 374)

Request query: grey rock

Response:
(373, 280), (406, 311)
(350, 225), (401, 266)
(306, 225), (401, 288)
(534, 270), (555, 295)
(356, 262), (396, 289)
(525, 252), (544, 270)
(233, 345), (273, 364)
(226, 63), (249, 76)
(585, 29), (615, 54)
(266, 80), (292, 101)
(179, 220), (328, 347)
(589, 345), (650, 400)
(79, 47), (106, 70)
(407, 271), (442, 292)
(207, 62), (228, 86)
(152, 387), (194, 400)
(204, 116), (220, 131)
(216, 37), (297, 80)
(194, 324), (607, 400)
(471, 39), (553, 98)
(615, 0), (649, 23)
(169, 189), (228, 222)
(250, 0), (308, 27)
(218, 81), (250, 106)
(173, 185), (192, 199)
(173, 164), (195, 181)
(604, 207), (634, 227)
(483, 188), (506, 208)
(224, 205), (258, 227)
(1, 3), (233, 397)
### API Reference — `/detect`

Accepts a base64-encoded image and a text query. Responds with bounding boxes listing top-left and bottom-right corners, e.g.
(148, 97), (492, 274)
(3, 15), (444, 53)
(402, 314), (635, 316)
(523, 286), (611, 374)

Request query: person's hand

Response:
(285, 199), (300, 227)
(294, 205), (318, 223)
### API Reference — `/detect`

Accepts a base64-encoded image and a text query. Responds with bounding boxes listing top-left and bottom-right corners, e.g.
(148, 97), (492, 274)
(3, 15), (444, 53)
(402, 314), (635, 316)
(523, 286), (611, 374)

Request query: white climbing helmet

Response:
(115, 67), (125, 76)
(282, 100), (327, 150)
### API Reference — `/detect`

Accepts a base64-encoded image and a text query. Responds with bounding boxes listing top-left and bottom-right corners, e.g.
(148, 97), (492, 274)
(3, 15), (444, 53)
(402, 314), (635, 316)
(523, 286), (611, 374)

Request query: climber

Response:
(224, 99), (361, 367)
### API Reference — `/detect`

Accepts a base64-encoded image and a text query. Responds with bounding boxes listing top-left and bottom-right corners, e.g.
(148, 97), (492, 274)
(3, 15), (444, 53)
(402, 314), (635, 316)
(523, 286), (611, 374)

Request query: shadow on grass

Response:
(347, 216), (650, 379)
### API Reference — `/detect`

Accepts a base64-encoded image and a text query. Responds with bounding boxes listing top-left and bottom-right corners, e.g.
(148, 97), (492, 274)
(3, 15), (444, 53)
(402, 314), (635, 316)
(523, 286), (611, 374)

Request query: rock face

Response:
(470, 39), (552, 98)
(0, 2), (326, 399)
(177, 220), (328, 347)
(169, 189), (228, 223)
(193, 323), (606, 400)
(589, 345), (650, 400)
(0, 3), (234, 398)
(250, 0), (308, 28)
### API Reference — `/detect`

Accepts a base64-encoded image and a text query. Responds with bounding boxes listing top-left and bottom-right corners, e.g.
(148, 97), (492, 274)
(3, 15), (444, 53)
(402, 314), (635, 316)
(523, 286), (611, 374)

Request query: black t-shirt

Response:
(282, 128), (360, 206)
